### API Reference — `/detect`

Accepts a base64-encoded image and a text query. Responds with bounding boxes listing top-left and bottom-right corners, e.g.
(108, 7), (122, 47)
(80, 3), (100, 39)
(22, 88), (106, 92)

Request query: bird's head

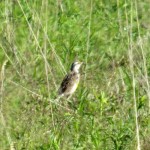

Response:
(70, 61), (83, 73)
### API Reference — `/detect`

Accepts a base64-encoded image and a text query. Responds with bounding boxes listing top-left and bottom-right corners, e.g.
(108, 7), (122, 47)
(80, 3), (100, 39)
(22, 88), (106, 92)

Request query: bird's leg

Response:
(55, 94), (64, 102)
(66, 95), (75, 109)
(66, 95), (72, 103)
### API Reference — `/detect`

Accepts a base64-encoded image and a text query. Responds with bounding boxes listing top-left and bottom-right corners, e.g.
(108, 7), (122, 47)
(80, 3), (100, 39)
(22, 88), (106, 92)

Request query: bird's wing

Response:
(58, 72), (74, 95)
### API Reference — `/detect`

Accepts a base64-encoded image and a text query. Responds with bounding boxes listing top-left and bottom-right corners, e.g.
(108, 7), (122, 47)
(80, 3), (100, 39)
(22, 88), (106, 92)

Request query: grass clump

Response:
(0, 0), (150, 149)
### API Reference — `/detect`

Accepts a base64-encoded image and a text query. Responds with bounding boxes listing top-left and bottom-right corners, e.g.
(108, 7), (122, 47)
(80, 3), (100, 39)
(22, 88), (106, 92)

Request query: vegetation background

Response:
(0, 0), (150, 149)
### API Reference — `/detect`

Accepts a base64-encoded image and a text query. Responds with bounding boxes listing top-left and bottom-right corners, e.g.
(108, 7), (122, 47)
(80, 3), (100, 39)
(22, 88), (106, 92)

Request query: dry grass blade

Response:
(0, 60), (15, 150)
(84, 0), (93, 84)
(128, 1), (141, 149)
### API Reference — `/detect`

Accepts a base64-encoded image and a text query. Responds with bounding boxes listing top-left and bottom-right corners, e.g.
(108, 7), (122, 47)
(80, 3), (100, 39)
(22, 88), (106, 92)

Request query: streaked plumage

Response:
(58, 61), (82, 98)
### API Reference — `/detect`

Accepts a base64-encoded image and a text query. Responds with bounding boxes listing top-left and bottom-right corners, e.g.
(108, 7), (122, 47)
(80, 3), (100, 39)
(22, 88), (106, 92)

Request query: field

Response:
(0, 0), (150, 149)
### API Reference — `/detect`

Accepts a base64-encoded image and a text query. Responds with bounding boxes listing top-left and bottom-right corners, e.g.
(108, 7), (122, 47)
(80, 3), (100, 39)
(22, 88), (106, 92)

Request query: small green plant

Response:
(0, 0), (150, 149)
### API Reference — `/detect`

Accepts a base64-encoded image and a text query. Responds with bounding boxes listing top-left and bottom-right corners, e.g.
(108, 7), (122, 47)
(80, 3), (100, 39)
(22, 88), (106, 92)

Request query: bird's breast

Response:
(70, 82), (78, 94)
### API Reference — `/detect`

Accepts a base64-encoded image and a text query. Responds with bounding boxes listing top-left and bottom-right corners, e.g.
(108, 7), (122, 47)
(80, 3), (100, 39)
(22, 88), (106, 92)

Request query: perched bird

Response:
(58, 61), (82, 100)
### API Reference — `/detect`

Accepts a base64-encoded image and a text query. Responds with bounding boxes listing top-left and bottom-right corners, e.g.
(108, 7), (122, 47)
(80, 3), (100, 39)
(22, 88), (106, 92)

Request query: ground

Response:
(0, 0), (150, 150)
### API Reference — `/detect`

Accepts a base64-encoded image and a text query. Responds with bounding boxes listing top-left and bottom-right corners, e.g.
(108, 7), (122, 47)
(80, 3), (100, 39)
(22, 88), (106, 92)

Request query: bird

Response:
(57, 61), (82, 101)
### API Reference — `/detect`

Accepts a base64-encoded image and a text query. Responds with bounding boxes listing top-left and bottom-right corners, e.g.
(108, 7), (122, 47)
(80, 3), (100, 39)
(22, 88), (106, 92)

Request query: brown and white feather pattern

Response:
(58, 71), (80, 96)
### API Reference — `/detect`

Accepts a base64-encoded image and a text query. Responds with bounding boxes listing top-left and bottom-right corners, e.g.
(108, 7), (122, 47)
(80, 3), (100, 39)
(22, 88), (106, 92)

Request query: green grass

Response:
(0, 0), (150, 149)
